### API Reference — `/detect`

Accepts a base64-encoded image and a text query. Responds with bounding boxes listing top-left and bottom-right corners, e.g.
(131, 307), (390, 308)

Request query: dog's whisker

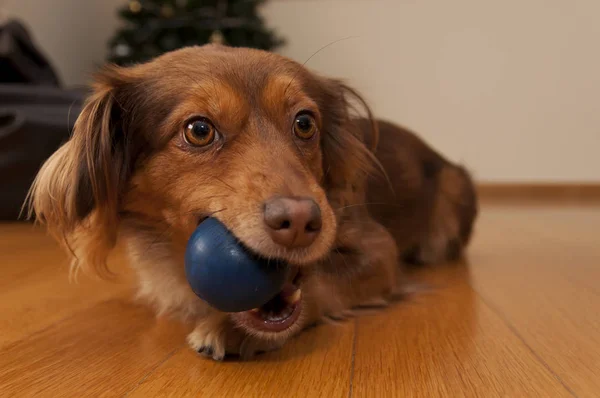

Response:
(213, 176), (237, 193)
(334, 247), (350, 271)
(284, 36), (359, 97)
(335, 202), (409, 211)
(167, 206), (228, 220)
(322, 164), (332, 182)
(207, 208), (227, 217)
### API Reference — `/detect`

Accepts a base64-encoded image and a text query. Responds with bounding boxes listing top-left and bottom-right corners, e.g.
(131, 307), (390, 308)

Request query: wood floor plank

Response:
(467, 206), (600, 397)
(0, 225), (133, 348)
(128, 321), (354, 398)
(1, 205), (600, 396)
(0, 300), (187, 398)
(352, 265), (573, 397)
(0, 272), (131, 348)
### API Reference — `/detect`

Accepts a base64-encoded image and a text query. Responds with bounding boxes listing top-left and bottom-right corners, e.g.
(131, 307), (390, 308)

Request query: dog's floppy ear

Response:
(317, 78), (382, 202)
(27, 66), (137, 277)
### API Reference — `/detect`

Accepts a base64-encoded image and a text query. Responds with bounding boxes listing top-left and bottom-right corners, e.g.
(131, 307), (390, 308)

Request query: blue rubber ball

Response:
(185, 217), (288, 313)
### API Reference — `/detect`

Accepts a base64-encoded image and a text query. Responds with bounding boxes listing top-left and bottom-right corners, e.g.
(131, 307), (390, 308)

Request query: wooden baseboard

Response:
(477, 183), (600, 202)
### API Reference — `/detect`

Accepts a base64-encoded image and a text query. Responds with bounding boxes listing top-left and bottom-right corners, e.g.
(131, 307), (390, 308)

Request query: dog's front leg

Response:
(187, 310), (234, 361)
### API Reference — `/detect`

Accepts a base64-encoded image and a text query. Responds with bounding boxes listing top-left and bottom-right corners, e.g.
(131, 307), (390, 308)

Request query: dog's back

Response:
(363, 119), (478, 265)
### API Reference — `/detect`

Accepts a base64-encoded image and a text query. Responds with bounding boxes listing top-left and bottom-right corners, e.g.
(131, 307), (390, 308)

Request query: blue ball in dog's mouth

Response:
(185, 218), (302, 331)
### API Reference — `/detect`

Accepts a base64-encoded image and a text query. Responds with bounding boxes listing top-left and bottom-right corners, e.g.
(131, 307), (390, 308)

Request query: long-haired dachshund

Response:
(27, 45), (478, 360)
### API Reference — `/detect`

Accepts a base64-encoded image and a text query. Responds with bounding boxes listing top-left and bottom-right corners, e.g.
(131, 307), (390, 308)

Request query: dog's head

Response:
(28, 45), (379, 339)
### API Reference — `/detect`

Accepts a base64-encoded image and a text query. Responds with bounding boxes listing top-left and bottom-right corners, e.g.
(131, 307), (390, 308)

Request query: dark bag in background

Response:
(0, 19), (85, 221)
(0, 19), (61, 86)
(0, 85), (84, 220)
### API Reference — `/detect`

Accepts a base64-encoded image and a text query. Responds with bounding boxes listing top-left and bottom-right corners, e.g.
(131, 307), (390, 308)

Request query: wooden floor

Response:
(1, 202), (599, 397)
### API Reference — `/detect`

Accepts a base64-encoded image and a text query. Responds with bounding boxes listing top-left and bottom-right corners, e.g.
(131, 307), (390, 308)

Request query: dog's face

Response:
(125, 47), (336, 266)
(29, 45), (377, 340)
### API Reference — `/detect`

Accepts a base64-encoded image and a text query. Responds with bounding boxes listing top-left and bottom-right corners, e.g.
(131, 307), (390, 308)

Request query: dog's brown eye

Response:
(184, 118), (216, 147)
(293, 113), (317, 140)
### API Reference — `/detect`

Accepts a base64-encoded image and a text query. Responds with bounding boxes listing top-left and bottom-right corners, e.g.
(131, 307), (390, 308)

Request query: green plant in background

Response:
(108, 0), (284, 65)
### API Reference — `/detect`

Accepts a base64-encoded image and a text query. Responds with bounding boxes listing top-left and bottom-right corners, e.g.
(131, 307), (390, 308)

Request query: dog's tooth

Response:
(289, 288), (302, 304)
(249, 308), (260, 313)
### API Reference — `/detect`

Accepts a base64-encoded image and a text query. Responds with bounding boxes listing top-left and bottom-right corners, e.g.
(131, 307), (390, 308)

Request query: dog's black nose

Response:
(263, 197), (322, 248)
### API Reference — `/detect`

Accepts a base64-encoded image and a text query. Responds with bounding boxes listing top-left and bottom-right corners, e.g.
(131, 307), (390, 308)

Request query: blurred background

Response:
(1, 0), (599, 219)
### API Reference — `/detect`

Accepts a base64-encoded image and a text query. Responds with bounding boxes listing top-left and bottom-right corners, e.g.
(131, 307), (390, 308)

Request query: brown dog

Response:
(27, 45), (477, 360)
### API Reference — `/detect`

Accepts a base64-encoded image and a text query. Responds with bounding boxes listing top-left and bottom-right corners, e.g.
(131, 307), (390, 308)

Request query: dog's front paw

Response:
(187, 314), (235, 361)
(187, 321), (283, 361)
(187, 326), (228, 361)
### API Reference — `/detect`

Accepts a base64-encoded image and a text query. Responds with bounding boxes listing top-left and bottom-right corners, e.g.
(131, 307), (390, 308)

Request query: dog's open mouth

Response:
(239, 283), (302, 332)
(234, 270), (303, 333)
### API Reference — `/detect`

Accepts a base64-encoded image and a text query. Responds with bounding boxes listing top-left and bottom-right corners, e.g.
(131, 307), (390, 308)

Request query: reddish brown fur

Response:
(27, 45), (478, 360)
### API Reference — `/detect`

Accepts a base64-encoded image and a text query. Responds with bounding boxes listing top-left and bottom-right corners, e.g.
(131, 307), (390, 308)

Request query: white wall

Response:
(5, 0), (600, 183)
